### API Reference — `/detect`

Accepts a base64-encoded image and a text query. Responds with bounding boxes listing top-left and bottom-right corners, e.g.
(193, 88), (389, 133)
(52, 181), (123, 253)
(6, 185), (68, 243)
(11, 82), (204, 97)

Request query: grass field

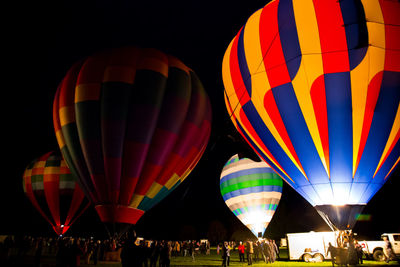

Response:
(165, 248), (399, 267)
(77, 247), (400, 267)
(5, 247), (399, 266)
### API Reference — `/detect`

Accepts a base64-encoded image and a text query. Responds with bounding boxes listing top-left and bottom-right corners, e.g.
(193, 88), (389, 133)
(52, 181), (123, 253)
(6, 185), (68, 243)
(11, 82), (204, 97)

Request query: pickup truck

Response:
(358, 233), (400, 261)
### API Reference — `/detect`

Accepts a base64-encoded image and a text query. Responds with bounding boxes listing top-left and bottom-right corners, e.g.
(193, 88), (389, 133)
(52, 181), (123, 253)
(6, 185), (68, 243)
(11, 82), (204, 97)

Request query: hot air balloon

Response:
(22, 151), (90, 235)
(220, 154), (283, 237)
(222, 0), (400, 231)
(53, 46), (212, 236)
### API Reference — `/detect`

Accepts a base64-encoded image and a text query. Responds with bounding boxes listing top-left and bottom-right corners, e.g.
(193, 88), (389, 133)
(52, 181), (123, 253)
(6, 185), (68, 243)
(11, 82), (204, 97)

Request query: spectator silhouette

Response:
(120, 231), (140, 267)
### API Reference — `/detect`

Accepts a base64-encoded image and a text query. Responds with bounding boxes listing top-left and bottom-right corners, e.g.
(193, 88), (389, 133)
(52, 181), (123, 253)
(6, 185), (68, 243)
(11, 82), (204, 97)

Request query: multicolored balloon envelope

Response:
(220, 154), (283, 237)
(53, 47), (212, 233)
(22, 152), (90, 235)
(222, 0), (400, 230)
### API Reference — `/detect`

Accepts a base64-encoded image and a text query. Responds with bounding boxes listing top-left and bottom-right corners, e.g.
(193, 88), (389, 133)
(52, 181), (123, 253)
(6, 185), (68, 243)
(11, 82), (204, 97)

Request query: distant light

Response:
(61, 225), (64, 228)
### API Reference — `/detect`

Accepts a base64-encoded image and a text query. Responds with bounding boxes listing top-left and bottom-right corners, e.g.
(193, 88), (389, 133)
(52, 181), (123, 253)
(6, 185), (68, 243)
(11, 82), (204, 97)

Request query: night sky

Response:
(3, 0), (399, 241)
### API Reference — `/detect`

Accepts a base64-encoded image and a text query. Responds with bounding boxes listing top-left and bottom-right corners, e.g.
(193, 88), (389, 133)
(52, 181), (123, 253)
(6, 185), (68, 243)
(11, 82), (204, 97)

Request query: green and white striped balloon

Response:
(220, 154), (283, 237)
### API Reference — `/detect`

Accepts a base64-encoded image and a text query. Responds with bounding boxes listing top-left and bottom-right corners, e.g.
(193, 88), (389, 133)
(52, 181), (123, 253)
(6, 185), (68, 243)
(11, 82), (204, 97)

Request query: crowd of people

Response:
(0, 234), (215, 267)
(6, 233), (398, 266)
(326, 240), (364, 266)
(119, 231), (213, 267)
(219, 239), (279, 266)
(0, 235), (115, 266)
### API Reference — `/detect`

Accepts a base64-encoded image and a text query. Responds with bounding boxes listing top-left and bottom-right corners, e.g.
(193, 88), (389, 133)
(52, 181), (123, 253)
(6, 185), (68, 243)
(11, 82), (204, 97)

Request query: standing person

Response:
(253, 241), (259, 262)
(158, 241), (166, 267)
(56, 238), (67, 267)
(222, 242), (228, 267)
(160, 241), (172, 267)
(272, 240), (279, 260)
(34, 238), (43, 267)
(245, 240), (253, 265)
(355, 241), (363, 264)
(383, 236), (396, 263)
(120, 231), (139, 267)
(217, 243), (221, 255)
(206, 241), (211, 255)
(269, 239), (276, 263)
(175, 241), (180, 257)
(347, 239), (357, 265)
(3, 235), (14, 263)
(326, 242), (336, 267)
(138, 240), (148, 267)
(92, 240), (100, 265)
(190, 240), (196, 262)
(263, 239), (271, 263)
(70, 239), (83, 267)
(238, 241), (245, 262)
(150, 241), (160, 267)
(226, 242), (231, 266)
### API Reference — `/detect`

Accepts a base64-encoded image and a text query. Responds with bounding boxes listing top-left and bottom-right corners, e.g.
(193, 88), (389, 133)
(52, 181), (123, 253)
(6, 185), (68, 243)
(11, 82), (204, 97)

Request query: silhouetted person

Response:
(326, 242), (336, 267)
(120, 231), (139, 267)
(92, 240), (100, 265)
(150, 241), (160, 267)
(221, 242), (228, 267)
(34, 238), (43, 267)
(70, 239), (83, 267)
(159, 241), (171, 267)
(355, 241), (363, 264)
(56, 239), (69, 267)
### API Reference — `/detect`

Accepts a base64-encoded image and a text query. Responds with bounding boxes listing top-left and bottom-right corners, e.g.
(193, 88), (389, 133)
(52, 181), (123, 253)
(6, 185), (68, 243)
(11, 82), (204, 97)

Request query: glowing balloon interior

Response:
(222, 0), (400, 230)
(53, 47), (212, 229)
(220, 154), (283, 237)
(22, 152), (90, 235)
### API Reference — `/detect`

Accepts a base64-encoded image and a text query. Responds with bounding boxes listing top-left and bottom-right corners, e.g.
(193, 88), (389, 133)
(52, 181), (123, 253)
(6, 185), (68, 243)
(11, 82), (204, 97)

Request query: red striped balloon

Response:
(22, 151), (90, 235)
(53, 47), (212, 229)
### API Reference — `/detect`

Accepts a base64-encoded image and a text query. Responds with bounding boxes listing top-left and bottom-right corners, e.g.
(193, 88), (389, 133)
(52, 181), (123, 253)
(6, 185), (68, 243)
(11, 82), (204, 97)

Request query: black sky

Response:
(3, 0), (399, 241)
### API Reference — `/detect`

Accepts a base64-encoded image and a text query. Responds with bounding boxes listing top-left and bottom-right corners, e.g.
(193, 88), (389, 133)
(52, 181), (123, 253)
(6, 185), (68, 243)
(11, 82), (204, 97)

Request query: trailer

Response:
(287, 231), (338, 262)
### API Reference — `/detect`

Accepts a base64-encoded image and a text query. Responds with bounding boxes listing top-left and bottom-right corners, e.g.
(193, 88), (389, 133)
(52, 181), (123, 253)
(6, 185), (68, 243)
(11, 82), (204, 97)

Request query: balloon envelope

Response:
(53, 47), (212, 231)
(220, 154), (283, 237)
(22, 151), (90, 235)
(222, 0), (400, 230)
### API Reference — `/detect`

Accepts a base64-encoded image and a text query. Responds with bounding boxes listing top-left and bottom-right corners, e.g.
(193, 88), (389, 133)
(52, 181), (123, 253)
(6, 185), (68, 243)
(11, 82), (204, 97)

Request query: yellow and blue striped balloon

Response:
(222, 0), (400, 230)
(220, 154), (282, 237)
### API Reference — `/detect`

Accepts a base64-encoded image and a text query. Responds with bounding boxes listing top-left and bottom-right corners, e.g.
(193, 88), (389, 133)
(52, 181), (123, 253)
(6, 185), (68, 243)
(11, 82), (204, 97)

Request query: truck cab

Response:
(359, 233), (400, 261)
(382, 233), (400, 255)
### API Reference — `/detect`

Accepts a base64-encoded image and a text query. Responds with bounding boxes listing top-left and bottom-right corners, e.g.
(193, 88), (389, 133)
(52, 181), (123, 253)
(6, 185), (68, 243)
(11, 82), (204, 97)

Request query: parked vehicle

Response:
(358, 233), (400, 261)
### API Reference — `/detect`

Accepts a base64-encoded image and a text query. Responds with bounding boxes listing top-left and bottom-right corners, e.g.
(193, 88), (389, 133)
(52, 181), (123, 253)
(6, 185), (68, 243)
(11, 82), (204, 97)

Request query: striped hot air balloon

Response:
(53, 47), (212, 235)
(222, 0), (400, 230)
(220, 154), (283, 237)
(22, 152), (90, 235)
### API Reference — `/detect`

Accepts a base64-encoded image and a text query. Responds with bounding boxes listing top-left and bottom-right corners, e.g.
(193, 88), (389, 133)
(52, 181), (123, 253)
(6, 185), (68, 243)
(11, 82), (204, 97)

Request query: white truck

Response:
(358, 233), (400, 261)
(286, 231), (338, 262)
